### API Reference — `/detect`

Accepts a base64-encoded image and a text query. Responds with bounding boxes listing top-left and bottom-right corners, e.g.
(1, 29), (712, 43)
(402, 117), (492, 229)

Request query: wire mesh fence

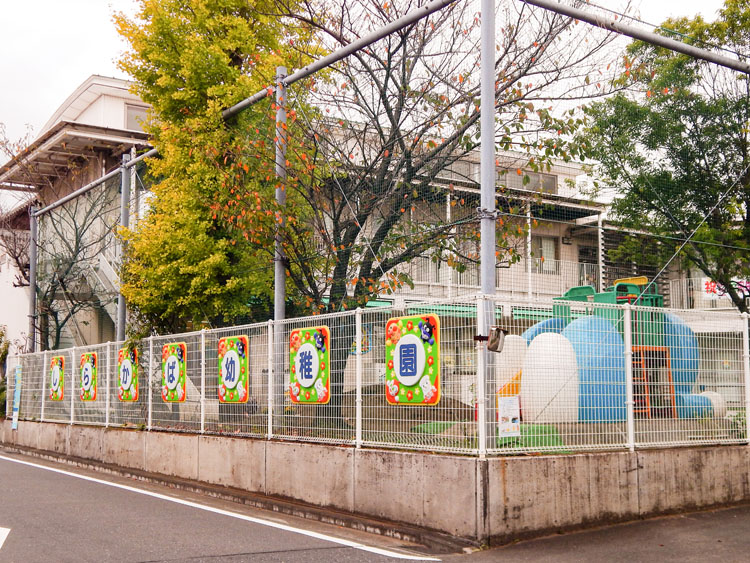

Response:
(5, 295), (749, 456)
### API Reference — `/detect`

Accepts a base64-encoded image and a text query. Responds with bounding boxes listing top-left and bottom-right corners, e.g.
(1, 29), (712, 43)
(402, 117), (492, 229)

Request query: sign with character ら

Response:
(289, 326), (330, 404)
(161, 343), (187, 402)
(218, 335), (249, 403)
(384, 314), (440, 405)
(49, 355), (65, 401)
(79, 352), (98, 401)
(118, 347), (139, 402)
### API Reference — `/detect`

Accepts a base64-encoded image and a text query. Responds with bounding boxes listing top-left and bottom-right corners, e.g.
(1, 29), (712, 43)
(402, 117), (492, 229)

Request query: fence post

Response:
(70, 347), (76, 425)
(147, 336), (153, 431)
(623, 303), (635, 452)
(476, 294), (487, 458)
(40, 350), (47, 422)
(742, 312), (750, 444)
(267, 319), (274, 440)
(200, 329), (206, 434)
(105, 342), (111, 427)
(355, 308), (363, 448)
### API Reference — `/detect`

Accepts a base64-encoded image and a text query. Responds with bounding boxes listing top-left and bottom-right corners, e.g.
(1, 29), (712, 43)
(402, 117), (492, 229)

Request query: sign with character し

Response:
(384, 314), (440, 405)
(161, 342), (187, 402)
(118, 347), (139, 402)
(289, 326), (330, 404)
(49, 355), (65, 401)
(79, 352), (98, 401)
(218, 335), (249, 403)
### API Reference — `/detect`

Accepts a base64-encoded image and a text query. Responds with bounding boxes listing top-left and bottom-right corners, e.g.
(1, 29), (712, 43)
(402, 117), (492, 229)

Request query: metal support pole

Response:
(27, 206), (38, 352)
(70, 348), (75, 425)
(267, 320), (274, 439)
(355, 308), (363, 448)
(526, 202), (532, 300)
(40, 350), (47, 422)
(624, 303), (635, 451)
(200, 329), (206, 434)
(477, 0), (496, 457)
(596, 213), (604, 291)
(147, 336), (153, 431)
(742, 312), (750, 444)
(117, 153), (131, 342)
(105, 342), (111, 427)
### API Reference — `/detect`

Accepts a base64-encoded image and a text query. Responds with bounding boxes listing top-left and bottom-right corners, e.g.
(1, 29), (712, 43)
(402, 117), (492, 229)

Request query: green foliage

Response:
(581, 1), (750, 311)
(116, 0), (309, 333)
(0, 325), (8, 417)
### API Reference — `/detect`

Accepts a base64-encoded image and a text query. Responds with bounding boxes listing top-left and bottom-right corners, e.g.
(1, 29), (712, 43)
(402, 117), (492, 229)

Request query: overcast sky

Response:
(0, 0), (728, 146)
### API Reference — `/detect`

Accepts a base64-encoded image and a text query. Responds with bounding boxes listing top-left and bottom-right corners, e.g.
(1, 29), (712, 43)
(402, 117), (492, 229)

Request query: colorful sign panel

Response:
(385, 314), (440, 405)
(218, 335), (249, 403)
(289, 326), (330, 404)
(118, 347), (139, 402)
(161, 342), (187, 402)
(498, 395), (521, 438)
(49, 355), (65, 401)
(79, 352), (98, 401)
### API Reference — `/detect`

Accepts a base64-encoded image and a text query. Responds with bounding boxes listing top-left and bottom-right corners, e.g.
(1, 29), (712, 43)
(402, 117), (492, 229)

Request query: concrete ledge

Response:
(2, 419), (750, 545)
(266, 441), (354, 512)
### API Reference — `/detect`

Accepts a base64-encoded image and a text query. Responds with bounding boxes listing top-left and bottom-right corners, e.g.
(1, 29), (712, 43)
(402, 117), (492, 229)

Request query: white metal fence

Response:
(5, 295), (750, 455)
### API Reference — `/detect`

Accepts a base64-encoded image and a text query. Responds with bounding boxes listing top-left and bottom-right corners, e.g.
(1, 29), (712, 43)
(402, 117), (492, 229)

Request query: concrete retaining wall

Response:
(2, 420), (748, 544)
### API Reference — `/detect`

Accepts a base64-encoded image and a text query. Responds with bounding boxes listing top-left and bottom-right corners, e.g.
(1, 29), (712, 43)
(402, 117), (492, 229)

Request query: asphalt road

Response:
(3, 449), (750, 563)
(0, 452), (436, 563)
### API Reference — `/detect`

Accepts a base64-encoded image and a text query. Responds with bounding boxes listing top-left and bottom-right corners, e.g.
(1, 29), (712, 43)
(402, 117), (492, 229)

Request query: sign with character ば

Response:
(49, 355), (65, 401)
(79, 352), (98, 401)
(161, 342), (187, 402)
(385, 314), (440, 405)
(118, 347), (139, 402)
(218, 335), (249, 403)
(289, 326), (330, 404)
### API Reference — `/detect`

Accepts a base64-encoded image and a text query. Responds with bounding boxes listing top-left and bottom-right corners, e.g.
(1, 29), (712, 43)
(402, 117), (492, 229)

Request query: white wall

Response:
(0, 250), (30, 353)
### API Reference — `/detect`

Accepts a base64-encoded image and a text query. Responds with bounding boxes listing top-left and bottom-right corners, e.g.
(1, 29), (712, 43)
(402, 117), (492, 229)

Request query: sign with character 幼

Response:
(385, 314), (440, 405)
(289, 326), (330, 404)
(218, 335), (249, 403)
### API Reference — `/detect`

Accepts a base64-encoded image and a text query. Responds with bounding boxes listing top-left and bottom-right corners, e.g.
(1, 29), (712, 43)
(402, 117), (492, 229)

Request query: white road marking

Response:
(0, 454), (439, 561)
(0, 527), (10, 550)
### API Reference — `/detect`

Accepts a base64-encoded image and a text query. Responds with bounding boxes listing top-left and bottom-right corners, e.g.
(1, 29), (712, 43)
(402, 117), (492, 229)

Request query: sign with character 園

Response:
(385, 314), (440, 405)
(118, 347), (139, 402)
(49, 355), (65, 401)
(289, 326), (330, 404)
(161, 342), (187, 402)
(79, 352), (98, 401)
(218, 335), (249, 403)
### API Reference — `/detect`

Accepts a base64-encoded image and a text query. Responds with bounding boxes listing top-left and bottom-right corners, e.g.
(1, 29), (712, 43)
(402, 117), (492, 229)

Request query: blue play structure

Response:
(518, 279), (717, 422)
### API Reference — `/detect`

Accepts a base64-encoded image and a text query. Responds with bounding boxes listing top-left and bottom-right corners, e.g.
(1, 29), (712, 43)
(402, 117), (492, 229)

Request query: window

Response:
(126, 105), (148, 132)
(531, 236), (558, 274)
(498, 169), (558, 194)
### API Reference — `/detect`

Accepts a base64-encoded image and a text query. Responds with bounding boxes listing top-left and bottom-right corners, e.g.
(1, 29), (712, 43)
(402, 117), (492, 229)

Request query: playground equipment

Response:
(504, 277), (725, 424)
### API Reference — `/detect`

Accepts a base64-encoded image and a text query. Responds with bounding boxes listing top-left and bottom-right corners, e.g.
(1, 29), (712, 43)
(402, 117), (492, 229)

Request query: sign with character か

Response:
(161, 342), (187, 402)
(384, 314), (440, 405)
(118, 347), (139, 402)
(49, 355), (65, 401)
(218, 335), (249, 403)
(289, 326), (330, 404)
(79, 352), (98, 401)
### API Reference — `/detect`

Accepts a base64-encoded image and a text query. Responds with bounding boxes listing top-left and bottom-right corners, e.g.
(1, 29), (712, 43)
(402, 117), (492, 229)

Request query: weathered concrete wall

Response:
(2, 420), (749, 544)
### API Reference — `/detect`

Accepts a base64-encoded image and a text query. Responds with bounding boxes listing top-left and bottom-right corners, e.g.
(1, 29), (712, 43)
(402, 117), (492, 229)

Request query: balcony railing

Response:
(669, 278), (740, 310)
(393, 256), (600, 299)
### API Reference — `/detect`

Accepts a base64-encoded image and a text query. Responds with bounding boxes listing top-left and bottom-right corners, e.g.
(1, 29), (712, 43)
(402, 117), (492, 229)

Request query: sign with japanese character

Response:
(498, 395), (521, 438)
(161, 342), (187, 402)
(79, 352), (98, 401)
(218, 335), (249, 403)
(118, 347), (139, 402)
(289, 326), (330, 404)
(385, 314), (440, 405)
(49, 355), (65, 401)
